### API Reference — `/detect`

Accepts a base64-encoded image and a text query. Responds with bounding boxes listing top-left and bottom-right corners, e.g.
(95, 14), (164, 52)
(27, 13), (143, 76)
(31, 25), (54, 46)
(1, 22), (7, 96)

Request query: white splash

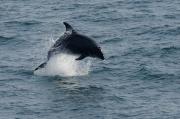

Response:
(34, 53), (91, 77)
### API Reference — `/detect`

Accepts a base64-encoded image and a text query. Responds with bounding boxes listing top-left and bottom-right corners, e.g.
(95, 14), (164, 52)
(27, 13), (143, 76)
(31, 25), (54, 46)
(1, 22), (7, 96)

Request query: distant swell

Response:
(0, 35), (15, 46)
(4, 20), (42, 26)
(161, 46), (180, 52)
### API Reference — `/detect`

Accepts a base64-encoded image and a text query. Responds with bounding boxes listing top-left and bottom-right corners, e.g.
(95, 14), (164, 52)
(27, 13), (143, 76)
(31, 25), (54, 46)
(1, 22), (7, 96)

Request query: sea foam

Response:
(34, 53), (91, 77)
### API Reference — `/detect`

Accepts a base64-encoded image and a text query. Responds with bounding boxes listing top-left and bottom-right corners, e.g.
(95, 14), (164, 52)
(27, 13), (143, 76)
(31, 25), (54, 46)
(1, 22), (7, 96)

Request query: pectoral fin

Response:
(75, 54), (87, 60)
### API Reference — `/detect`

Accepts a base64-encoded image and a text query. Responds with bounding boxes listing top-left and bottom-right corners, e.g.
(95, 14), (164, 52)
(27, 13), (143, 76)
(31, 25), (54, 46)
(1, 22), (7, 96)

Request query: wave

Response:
(0, 35), (16, 46)
(101, 38), (122, 44)
(4, 20), (42, 26)
(160, 46), (180, 57)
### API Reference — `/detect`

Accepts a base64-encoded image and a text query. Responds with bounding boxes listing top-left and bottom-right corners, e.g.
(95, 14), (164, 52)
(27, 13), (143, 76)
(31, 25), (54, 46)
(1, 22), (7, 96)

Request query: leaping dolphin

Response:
(35, 22), (104, 71)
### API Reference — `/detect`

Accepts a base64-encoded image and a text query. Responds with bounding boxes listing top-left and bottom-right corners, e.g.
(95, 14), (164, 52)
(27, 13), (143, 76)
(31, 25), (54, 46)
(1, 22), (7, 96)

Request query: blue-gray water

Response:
(1, 0), (180, 119)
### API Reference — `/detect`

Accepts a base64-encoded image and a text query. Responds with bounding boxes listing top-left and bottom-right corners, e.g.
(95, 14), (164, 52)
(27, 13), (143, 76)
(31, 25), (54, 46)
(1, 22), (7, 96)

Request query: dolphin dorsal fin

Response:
(63, 22), (75, 33)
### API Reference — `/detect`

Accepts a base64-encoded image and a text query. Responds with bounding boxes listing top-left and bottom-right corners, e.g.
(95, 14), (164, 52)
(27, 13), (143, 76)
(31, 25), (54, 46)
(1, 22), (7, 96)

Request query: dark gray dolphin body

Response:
(35, 22), (104, 71)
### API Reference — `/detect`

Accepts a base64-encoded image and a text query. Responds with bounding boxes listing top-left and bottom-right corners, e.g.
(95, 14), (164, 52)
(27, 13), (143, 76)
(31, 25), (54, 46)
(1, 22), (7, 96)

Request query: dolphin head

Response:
(93, 46), (104, 60)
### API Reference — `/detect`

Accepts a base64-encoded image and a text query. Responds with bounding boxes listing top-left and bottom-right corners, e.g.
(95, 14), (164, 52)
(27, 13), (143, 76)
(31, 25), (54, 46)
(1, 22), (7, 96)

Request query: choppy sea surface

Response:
(0, 0), (180, 119)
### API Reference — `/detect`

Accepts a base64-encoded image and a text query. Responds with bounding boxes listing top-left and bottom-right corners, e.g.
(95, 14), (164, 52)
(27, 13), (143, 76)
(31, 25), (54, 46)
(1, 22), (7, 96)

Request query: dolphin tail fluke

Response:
(34, 62), (47, 71)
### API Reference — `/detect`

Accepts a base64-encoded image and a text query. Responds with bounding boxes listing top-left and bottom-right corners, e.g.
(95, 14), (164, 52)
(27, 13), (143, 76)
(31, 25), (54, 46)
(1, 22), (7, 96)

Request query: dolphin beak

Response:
(99, 53), (104, 60)
(100, 56), (104, 60)
(97, 49), (104, 60)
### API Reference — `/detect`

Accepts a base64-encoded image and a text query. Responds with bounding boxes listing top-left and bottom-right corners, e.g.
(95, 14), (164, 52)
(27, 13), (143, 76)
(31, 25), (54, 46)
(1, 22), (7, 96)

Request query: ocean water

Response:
(0, 0), (180, 118)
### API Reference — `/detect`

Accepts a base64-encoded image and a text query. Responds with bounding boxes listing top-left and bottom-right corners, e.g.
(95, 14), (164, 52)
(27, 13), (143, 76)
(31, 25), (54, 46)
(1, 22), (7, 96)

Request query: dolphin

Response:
(35, 22), (104, 71)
